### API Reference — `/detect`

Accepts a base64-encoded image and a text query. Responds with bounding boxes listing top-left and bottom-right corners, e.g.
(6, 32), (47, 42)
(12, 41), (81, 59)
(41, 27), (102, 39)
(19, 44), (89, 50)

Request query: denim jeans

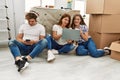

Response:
(8, 39), (47, 59)
(46, 35), (75, 54)
(76, 38), (105, 58)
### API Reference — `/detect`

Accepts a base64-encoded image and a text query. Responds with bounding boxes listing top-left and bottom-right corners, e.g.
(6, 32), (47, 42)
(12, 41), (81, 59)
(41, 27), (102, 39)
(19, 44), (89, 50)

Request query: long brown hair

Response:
(57, 13), (71, 28)
(71, 14), (86, 29)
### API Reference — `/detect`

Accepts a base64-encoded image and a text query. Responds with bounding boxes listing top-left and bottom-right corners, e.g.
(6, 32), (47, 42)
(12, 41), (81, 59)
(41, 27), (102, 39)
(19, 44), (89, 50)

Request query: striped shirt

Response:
(75, 25), (89, 43)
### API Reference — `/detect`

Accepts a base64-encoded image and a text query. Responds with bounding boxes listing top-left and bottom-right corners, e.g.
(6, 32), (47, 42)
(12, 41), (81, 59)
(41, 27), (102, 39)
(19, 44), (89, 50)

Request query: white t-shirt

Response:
(52, 24), (67, 45)
(19, 23), (45, 41)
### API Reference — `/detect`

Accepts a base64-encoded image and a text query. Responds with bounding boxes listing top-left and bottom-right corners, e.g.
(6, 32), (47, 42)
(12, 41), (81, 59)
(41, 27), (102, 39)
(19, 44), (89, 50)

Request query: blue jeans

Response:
(76, 38), (105, 58)
(8, 39), (47, 59)
(46, 35), (75, 54)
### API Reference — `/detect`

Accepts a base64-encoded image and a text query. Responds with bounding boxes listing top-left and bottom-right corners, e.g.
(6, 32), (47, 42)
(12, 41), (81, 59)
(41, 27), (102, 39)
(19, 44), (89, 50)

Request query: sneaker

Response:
(51, 49), (59, 55)
(47, 50), (55, 62)
(21, 56), (28, 62)
(15, 60), (20, 66)
(15, 59), (29, 72)
(104, 47), (111, 55)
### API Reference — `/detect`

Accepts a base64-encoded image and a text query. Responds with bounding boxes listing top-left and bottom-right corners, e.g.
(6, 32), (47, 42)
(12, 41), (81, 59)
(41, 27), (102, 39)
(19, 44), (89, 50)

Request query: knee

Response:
(39, 39), (48, 45)
(76, 47), (88, 56)
(8, 40), (16, 47)
(46, 34), (51, 39)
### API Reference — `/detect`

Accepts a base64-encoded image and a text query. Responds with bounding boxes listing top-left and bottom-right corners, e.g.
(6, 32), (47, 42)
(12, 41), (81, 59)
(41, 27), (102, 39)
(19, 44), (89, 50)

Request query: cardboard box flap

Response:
(109, 41), (120, 52)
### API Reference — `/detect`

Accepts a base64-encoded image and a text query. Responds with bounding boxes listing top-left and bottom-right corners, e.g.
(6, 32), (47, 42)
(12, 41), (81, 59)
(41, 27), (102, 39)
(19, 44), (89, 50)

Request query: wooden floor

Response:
(0, 47), (120, 80)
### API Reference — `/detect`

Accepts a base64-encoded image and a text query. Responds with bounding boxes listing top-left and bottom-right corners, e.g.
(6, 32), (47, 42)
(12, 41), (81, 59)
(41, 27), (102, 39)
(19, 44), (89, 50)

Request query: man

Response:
(9, 12), (55, 72)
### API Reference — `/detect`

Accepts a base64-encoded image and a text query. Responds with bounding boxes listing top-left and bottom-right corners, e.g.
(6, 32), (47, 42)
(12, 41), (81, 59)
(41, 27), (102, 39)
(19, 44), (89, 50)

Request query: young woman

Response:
(71, 14), (110, 58)
(46, 13), (75, 56)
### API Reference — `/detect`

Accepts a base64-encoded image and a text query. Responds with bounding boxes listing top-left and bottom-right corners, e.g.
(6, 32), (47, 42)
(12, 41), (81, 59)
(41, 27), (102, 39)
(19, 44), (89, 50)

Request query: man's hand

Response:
(23, 40), (38, 45)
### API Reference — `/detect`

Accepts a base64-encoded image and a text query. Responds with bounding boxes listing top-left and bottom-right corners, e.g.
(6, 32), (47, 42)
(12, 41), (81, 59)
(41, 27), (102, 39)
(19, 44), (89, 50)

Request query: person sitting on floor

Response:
(71, 14), (110, 58)
(46, 13), (75, 55)
(8, 12), (54, 72)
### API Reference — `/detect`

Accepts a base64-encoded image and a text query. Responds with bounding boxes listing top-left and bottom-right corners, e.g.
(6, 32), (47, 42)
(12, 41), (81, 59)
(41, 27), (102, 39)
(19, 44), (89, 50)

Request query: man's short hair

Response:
(25, 13), (37, 20)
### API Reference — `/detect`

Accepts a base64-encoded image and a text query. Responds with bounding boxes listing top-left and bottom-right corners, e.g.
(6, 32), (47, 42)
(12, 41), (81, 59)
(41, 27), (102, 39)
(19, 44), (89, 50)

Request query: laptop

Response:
(62, 28), (80, 41)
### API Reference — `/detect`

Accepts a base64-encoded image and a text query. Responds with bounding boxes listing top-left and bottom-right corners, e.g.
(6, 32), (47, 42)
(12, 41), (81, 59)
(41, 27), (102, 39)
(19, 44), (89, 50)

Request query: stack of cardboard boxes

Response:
(86, 0), (120, 49)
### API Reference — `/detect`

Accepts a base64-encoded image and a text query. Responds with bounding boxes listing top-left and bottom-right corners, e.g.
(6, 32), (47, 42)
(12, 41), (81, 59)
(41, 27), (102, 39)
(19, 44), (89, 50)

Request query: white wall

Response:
(41, 0), (54, 7)
(0, 0), (24, 46)
(25, 0), (40, 12)
(6, 0), (25, 39)
(13, 0), (25, 36)
(54, 0), (76, 10)
(54, 0), (67, 9)
(7, 0), (15, 39)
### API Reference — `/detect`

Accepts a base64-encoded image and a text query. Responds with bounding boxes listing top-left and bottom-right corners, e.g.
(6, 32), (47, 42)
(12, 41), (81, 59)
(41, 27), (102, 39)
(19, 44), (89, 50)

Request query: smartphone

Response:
(25, 39), (30, 42)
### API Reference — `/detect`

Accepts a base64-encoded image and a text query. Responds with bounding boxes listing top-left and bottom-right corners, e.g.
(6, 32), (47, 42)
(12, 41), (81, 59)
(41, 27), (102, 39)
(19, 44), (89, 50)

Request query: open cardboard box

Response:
(109, 41), (120, 60)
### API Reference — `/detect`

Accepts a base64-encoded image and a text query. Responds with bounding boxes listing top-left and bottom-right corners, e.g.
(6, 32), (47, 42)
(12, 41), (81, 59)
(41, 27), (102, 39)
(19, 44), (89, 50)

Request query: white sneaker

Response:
(21, 61), (29, 71)
(47, 50), (55, 62)
(51, 49), (59, 55)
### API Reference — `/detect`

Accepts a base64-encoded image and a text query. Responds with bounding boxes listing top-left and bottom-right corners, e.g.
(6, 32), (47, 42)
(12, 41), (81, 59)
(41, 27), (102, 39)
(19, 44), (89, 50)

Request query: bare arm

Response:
(80, 29), (89, 41)
(16, 33), (24, 43)
(16, 33), (32, 45)
(52, 31), (62, 40)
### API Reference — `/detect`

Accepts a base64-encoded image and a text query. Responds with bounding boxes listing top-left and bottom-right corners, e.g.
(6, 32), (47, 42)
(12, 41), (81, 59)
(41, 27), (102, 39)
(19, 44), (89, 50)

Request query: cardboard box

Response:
(89, 14), (120, 33)
(86, 0), (120, 14)
(109, 41), (120, 60)
(89, 31), (120, 49)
